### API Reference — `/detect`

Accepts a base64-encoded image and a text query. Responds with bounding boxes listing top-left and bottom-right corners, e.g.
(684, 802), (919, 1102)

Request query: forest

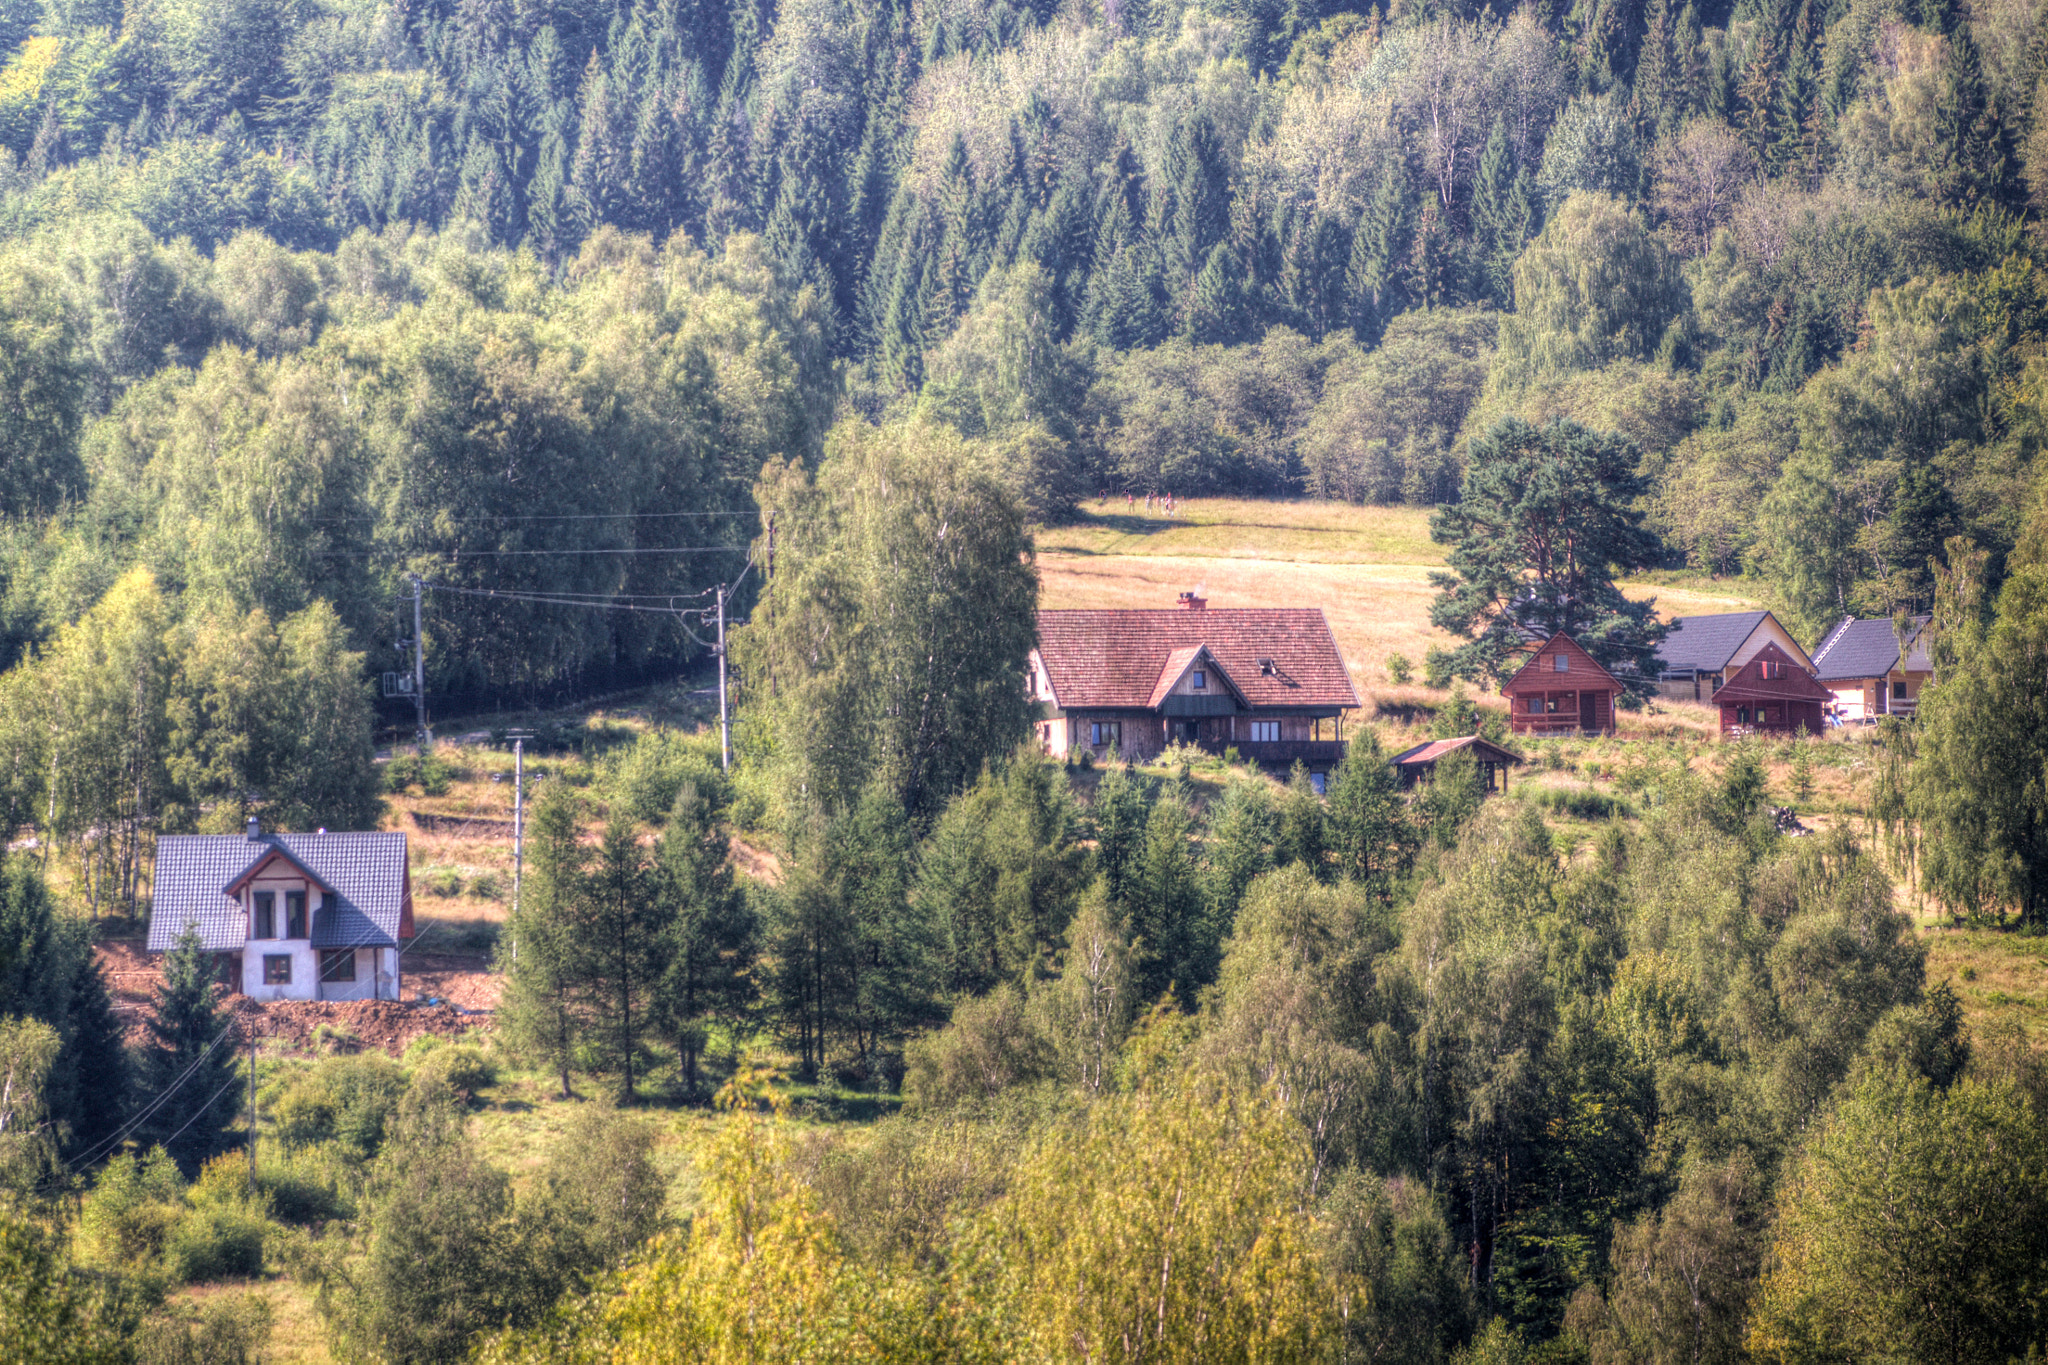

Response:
(2, 0), (2048, 1356)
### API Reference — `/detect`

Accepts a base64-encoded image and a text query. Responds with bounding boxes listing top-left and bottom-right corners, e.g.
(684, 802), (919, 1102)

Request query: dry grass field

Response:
(1038, 499), (1763, 692)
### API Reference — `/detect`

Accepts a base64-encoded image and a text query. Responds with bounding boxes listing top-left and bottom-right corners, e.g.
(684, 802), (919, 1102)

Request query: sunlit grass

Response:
(1916, 914), (2048, 1042)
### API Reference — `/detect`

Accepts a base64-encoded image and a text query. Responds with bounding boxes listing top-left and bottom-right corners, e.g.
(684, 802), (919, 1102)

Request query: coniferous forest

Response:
(2, 0), (2048, 1359)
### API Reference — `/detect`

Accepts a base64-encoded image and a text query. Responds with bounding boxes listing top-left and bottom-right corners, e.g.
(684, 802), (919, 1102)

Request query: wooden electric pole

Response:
(410, 575), (429, 754)
(717, 583), (730, 771)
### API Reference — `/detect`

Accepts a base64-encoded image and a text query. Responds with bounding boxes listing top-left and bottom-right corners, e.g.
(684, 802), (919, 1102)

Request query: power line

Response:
(312, 546), (750, 559)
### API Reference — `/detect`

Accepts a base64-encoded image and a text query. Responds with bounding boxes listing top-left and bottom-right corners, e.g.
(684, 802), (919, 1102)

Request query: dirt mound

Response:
(232, 997), (482, 1056)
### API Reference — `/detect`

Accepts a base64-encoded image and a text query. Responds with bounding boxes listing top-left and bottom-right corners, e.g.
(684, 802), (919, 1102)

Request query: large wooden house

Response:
(1709, 641), (1832, 736)
(1500, 632), (1624, 736)
(1654, 611), (1813, 703)
(1030, 595), (1360, 785)
(149, 821), (414, 1002)
(1810, 615), (1932, 721)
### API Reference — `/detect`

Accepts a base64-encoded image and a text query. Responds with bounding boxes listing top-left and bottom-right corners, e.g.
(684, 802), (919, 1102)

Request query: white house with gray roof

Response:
(1811, 615), (1932, 721)
(148, 821), (414, 1002)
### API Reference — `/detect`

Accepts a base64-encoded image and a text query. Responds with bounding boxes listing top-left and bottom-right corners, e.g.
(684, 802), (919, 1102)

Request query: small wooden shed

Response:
(1710, 641), (1831, 737)
(1500, 633), (1624, 737)
(1389, 735), (1524, 793)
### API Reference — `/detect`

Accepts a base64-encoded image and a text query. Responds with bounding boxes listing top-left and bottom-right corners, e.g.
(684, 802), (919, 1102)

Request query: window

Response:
(1178, 720), (1199, 742)
(1893, 679), (1911, 700)
(322, 949), (356, 982)
(1760, 659), (1784, 680)
(1309, 772), (1327, 796)
(1191, 669), (1206, 690)
(263, 954), (292, 985)
(1553, 654), (1569, 672)
(253, 891), (275, 940)
(1527, 696), (1544, 713)
(1250, 721), (1281, 742)
(285, 891), (307, 939)
(1090, 721), (1121, 748)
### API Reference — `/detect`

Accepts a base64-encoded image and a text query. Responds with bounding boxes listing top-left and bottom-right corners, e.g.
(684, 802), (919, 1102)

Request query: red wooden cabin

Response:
(1709, 641), (1830, 737)
(1501, 632), (1623, 737)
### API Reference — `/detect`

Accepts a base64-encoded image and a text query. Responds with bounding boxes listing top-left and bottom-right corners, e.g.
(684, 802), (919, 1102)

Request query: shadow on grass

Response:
(411, 915), (502, 956)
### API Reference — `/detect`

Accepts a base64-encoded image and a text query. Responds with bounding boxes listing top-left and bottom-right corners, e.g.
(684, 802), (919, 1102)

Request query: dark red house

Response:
(1500, 632), (1624, 737)
(1709, 641), (1830, 736)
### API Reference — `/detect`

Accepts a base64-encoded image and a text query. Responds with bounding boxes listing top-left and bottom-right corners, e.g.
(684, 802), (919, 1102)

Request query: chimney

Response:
(1178, 592), (1207, 611)
(246, 815), (261, 840)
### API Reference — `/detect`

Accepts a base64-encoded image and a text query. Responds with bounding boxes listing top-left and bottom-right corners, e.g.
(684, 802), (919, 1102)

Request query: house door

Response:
(1579, 690), (1597, 732)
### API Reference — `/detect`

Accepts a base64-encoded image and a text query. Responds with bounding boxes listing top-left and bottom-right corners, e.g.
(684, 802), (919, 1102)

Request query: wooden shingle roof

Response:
(1035, 608), (1360, 711)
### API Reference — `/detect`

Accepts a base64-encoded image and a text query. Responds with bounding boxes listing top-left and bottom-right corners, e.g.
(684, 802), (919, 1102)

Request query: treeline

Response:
(3, 0), (2048, 630)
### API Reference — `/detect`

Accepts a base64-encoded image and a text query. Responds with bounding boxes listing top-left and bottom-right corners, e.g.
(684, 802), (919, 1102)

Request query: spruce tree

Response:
(578, 818), (666, 1102)
(1128, 782), (1207, 1008)
(1346, 159), (1410, 344)
(1275, 763), (1329, 880)
(655, 785), (755, 1096)
(136, 926), (241, 1173)
(496, 785), (590, 1098)
(0, 856), (128, 1157)
(1187, 241), (1250, 344)
(1325, 731), (1414, 894)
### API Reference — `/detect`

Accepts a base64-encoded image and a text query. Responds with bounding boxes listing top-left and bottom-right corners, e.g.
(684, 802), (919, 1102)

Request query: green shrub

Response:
(602, 729), (728, 826)
(419, 865), (463, 897)
(384, 752), (457, 795)
(257, 1144), (351, 1226)
(467, 869), (506, 900)
(1423, 647), (1455, 689)
(1528, 787), (1636, 821)
(271, 1053), (407, 1156)
(407, 1036), (495, 1100)
(78, 1147), (186, 1267)
(163, 1202), (266, 1283)
(1385, 653), (1413, 685)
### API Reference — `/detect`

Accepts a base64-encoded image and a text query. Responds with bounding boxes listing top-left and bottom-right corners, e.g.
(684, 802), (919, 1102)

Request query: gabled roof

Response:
(1035, 608), (1360, 711)
(1811, 615), (1931, 682)
(1711, 641), (1835, 704)
(1499, 632), (1623, 696)
(222, 845), (331, 899)
(1145, 644), (1246, 709)
(1389, 735), (1525, 768)
(149, 831), (411, 953)
(1655, 611), (1771, 675)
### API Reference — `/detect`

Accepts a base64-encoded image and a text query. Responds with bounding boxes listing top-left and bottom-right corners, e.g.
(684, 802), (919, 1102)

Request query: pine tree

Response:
(654, 785), (755, 1096)
(136, 927), (241, 1173)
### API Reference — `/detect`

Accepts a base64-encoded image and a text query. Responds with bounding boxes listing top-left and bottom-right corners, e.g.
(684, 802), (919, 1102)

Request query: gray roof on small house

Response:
(1655, 612), (1770, 676)
(149, 831), (409, 953)
(1811, 616), (1931, 682)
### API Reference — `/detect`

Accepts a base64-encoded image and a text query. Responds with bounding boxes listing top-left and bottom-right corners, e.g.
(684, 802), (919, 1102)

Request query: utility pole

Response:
(246, 1014), (257, 1195)
(410, 575), (429, 754)
(506, 731), (531, 964)
(717, 582), (730, 771)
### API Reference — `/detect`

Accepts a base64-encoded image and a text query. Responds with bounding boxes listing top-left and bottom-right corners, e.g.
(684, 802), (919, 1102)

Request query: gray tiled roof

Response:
(1811, 616), (1929, 682)
(149, 832), (408, 952)
(1655, 612), (1769, 676)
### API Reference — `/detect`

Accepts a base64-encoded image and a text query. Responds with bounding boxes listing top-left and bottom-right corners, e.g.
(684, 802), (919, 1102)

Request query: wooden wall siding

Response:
(1501, 633), (1623, 736)
(1711, 642), (1833, 736)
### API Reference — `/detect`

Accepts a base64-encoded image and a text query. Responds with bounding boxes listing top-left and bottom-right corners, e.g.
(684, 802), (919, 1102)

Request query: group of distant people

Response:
(1101, 489), (1178, 516)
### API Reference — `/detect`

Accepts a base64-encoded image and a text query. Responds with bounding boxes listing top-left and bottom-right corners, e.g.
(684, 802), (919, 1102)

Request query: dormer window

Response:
(1191, 669), (1206, 690)
(1258, 658), (1275, 676)
(1553, 654), (1568, 672)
